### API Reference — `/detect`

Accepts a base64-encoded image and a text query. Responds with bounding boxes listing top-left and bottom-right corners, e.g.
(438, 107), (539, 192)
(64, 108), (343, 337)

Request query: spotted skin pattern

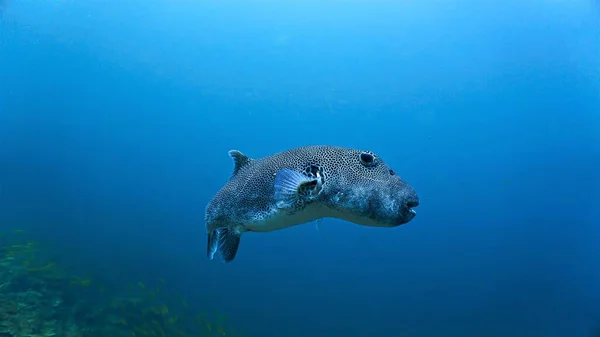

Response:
(205, 145), (419, 262)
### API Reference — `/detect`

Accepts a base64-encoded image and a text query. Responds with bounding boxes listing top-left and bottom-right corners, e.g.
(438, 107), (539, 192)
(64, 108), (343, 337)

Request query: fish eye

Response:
(389, 169), (395, 175)
(359, 152), (376, 167)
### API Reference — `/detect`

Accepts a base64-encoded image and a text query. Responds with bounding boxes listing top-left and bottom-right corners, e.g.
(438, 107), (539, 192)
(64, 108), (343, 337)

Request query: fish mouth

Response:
(402, 200), (419, 223)
(407, 199), (419, 207)
(407, 200), (419, 215)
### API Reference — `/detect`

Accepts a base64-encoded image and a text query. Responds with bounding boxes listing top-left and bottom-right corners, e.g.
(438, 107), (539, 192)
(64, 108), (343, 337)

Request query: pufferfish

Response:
(205, 145), (420, 262)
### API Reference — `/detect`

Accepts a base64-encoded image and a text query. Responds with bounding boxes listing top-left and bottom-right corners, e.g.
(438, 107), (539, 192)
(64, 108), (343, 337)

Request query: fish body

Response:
(205, 145), (419, 262)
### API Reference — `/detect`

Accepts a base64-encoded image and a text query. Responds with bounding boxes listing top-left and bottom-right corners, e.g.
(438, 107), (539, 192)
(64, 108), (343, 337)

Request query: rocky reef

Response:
(0, 229), (240, 337)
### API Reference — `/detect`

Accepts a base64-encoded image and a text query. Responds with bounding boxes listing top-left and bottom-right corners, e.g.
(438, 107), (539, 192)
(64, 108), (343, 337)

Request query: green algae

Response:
(0, 228), (241, 337)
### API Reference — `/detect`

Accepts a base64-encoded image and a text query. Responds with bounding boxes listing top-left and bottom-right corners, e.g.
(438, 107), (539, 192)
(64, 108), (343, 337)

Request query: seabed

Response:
(0, 228), (240, 337)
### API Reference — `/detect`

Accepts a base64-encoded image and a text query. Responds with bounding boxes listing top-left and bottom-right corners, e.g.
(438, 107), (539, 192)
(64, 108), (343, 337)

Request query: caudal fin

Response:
(207, 227), (241, 263)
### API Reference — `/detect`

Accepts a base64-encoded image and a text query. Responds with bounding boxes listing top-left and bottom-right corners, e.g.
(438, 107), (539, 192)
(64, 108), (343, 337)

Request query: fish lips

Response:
(396, 198), (419, 225)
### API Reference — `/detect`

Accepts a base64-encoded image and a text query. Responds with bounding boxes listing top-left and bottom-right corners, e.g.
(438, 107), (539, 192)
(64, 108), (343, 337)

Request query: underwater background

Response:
(0, 0), (599, 336)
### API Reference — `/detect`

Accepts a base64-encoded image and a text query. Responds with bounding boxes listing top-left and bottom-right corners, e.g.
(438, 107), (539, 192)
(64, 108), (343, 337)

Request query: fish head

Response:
(319, 148), (419, 227)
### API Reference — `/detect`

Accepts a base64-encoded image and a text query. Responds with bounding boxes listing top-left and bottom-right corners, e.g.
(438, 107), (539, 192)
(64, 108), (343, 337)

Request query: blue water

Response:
(1, 1), (599, 336)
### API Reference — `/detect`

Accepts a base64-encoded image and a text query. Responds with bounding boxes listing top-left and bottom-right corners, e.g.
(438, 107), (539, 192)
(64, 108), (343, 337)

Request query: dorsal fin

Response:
(228, 150), (252, 176)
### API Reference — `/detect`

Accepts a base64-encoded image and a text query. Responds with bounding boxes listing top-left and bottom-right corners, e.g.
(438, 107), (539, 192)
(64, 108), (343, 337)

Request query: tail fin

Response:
(207, 227), (241, 263)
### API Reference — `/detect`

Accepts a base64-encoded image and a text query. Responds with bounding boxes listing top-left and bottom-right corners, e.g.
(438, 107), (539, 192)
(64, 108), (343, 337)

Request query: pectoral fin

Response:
(273, 169), (320, 208)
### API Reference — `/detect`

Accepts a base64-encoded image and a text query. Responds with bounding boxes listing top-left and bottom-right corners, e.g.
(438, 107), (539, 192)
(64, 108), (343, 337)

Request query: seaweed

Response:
(0, 228), (242, 337)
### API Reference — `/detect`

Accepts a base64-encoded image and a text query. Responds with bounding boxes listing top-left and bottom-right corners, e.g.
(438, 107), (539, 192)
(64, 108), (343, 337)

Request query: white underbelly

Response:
(245, 204), (326, 232)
